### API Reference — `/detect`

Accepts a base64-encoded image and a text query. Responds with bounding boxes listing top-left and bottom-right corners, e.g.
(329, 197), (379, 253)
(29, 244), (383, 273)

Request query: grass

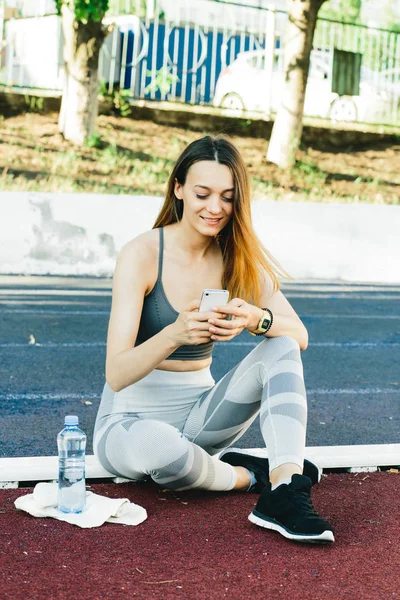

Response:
(0, 112), (399, 205)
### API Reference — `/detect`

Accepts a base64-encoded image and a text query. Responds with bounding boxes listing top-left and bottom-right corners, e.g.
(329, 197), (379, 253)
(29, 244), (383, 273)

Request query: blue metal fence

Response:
(107, 18), (275, 105)
(2, 3), (399, 126)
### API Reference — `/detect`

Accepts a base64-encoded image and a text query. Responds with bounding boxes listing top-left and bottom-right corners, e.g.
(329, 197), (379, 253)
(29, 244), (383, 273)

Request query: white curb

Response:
(1, 444), (399, 488)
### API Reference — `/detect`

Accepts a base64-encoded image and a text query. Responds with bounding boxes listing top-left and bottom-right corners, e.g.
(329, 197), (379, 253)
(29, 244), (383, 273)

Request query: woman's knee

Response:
(259, 335), (301, 359)
(127, 419), (188, 473)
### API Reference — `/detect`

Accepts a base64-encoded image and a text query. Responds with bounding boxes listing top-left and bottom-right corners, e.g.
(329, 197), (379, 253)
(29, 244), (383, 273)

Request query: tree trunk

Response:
(58, 4), (110, 145)
(267, 0), (327, 169)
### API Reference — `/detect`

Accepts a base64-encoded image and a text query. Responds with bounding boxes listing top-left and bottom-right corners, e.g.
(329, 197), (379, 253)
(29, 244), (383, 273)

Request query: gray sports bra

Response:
(135, 227), (214, 360)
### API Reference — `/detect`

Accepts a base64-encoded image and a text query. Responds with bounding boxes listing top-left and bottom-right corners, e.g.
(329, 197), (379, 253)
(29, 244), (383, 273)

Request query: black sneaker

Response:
(249, 474), (335, 544)
(219, 448), (321, 492)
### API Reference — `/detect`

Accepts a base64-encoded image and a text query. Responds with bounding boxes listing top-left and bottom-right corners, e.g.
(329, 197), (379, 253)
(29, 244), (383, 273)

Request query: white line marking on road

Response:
(0, 309), (110, 315)
(1, 288), (399, 297)
(227, 342), (399, 347)
(282, 285), (400, 292)
(302, 315), (400, 320)
(307, 388), (399, 395)
(1, 388), (398, 401)
(1, 309), (399, 319)
(0, 341), (398, 348)
(0, 302), (99, 308)
(0, 393), (100, 400)
(0, 342), (106, 347)
(284, 294), (400, 300)
(0, 290), (111, 296)
(311, 342), (400, 347)
(1, 296), (400, 305)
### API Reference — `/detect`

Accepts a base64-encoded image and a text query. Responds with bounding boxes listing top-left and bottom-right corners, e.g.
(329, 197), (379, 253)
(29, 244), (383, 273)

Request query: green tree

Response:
(267, 0), (328, 169)
(319, 0), (361, 23)
(382, 0), (400, 32)
(107, 0), (147, 17)
(55, 0), (113, 145)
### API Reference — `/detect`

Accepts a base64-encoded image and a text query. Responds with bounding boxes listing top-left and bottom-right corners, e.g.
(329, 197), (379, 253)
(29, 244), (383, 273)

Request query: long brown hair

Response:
(153, 135), (292, 304)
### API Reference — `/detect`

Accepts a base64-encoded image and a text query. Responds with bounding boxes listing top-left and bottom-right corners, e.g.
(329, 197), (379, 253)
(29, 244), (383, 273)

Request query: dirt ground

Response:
(0, 112), (399, 204)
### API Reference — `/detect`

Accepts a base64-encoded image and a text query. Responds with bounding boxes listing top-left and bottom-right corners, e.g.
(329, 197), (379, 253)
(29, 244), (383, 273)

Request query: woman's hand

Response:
(167, 299), (223, 346)
(207, 298), (263, 342)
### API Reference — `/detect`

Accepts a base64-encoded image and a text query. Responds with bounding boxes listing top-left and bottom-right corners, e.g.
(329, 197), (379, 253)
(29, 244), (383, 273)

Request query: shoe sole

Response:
(219, 448), (322, 484)
(248, 511), (334, 544)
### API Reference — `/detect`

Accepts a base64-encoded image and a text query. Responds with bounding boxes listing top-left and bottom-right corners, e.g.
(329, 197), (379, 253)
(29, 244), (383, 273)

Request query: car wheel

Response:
(219, 93), (246, 117)
(329, 96), (358, 122)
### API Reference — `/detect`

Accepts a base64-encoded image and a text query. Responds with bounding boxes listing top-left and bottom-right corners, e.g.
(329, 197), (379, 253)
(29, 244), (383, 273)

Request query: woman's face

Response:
(174, 160), (234, 235)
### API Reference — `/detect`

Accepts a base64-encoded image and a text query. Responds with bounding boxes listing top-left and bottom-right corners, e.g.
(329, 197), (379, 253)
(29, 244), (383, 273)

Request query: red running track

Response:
(1, 472), (399, 600)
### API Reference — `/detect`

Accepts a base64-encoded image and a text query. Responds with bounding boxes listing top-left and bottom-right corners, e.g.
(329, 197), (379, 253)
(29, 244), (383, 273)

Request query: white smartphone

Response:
(199, 289), (229, 312)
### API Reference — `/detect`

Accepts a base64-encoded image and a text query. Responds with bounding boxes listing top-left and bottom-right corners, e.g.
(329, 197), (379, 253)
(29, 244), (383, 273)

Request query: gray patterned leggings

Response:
(93, 336), (308, 491)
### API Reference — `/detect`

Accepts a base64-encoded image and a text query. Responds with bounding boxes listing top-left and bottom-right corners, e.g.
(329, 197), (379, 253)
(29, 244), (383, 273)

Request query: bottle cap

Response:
(65, 415), (79, 426)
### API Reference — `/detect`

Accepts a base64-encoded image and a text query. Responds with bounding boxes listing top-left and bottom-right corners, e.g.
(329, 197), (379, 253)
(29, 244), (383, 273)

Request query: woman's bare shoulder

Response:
(259, 270), (277, 301)
(112, 230), (160, 298)
(118, 228), (159, 266)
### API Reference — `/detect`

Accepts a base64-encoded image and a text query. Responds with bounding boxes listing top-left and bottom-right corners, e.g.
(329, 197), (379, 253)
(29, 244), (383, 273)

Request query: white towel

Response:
(14, 482), (147, 528)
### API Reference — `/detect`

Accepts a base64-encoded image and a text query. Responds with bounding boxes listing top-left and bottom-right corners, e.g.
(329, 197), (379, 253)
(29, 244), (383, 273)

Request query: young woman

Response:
(93, 135), (335, 544)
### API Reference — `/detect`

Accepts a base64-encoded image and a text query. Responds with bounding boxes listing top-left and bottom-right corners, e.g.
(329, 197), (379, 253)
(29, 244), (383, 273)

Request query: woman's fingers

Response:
(209, 323), (243, 338)
(192, 310), (224, 322)
(210, 326), (240, 337)
(208, 317), (245, 330)
(212, 305), (246, 319)
(179, 299), (248, 344)
(210, 330), (240, 341)
(185, 299), (201, 312)
(190, 320), (215, 332)
(208, 312), (246, 341)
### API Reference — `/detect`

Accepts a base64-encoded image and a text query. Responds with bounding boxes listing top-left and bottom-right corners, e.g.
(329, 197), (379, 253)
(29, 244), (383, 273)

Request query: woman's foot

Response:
(249, 474), (334, 544)
(219, 448), (321, 492)
(232, 466), (252, 491)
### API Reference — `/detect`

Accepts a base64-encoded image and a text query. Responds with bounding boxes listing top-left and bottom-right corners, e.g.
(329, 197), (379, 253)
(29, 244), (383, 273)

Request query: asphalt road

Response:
(0, 276), (399, 458)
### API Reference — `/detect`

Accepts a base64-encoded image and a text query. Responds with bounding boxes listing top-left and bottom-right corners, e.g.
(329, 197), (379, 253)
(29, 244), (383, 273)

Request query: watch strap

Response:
(249, 308), (273, 336)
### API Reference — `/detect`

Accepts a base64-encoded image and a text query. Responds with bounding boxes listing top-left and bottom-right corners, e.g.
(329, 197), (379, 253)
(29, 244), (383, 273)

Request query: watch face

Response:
(261, 317), (271, 329)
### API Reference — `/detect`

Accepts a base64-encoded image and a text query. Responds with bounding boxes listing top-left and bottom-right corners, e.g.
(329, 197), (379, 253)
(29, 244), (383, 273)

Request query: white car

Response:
(213, 49), (388, 123)
(376, 68), (400, 108)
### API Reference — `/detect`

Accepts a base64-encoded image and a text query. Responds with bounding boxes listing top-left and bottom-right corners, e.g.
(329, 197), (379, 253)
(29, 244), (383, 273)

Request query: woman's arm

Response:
(247, 287), (309, 351)
(105, 238), (180, 392)
(206, 276), (308, 351)
(105, 236), (216, 392)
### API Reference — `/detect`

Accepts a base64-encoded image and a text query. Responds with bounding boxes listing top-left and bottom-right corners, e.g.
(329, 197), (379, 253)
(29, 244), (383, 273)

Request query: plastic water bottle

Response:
(57, 415), (87, 513)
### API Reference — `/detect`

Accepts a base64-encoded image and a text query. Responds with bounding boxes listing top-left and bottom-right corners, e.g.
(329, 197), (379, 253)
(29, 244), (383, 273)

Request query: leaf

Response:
(143, 580), (180, 585)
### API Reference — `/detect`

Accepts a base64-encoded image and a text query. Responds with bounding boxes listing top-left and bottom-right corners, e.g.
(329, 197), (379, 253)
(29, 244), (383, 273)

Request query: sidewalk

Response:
(2, 471), (399, 599)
